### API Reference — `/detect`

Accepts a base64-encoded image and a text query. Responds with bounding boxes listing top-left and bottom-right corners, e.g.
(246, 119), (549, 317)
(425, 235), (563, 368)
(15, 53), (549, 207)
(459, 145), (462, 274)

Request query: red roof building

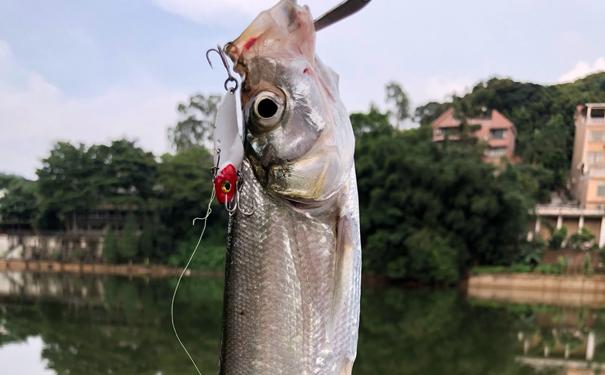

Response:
(431, 107), (517, 164)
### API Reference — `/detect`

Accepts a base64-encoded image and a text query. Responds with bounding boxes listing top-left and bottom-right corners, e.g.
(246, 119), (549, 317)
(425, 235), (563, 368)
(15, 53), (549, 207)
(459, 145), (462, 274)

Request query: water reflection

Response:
(0, 272), (598, 374)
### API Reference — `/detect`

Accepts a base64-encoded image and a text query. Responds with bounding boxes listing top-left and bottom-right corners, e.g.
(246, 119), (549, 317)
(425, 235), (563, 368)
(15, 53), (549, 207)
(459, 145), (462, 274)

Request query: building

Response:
(431, 107), (517, 164)
(570, 103), (605, 209)
(530, 104), (605, 246)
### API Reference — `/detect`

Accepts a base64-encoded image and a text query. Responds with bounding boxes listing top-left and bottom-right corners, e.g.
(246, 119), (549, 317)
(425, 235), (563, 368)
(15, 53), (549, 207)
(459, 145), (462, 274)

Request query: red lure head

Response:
(214, 163), (238, 204)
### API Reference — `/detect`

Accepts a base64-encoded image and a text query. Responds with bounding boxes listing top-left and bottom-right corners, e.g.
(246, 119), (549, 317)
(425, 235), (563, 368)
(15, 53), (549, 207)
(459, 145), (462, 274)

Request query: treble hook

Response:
(206, 45), (239, 93)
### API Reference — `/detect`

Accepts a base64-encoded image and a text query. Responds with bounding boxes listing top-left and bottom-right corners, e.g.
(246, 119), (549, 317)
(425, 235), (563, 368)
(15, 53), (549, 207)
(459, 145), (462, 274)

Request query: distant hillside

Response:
(415, 72), (605, 189)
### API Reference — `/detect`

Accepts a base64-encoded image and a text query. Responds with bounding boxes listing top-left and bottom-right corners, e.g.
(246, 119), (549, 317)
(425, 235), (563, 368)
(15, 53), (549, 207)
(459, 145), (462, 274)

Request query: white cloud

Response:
(558, 57), (605, 83)
(151, 0), (275, 24)
(0, 40), (187, 179)
(421, 76), (473, 102)
(150, 0), (332, 25)
(0, 40), (11, 61)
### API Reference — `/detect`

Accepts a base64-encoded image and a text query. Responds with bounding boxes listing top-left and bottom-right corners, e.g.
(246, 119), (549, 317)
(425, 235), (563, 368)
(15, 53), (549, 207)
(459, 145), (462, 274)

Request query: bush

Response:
(471, 266), (509, 275)
(569, 228), (596, 251)
(509, 264), (533, 273)
(534, 264), (562, 275)
(548, 226), (567, 249)
(168, 237), (225, 271)
(557, 256), (568, 274)
(119, 214), (139, 261)
(103, 228), (119, 263)
(516, 238), (546, 266)
(404, 229), (460, 284)
(583, 254), (593, 275)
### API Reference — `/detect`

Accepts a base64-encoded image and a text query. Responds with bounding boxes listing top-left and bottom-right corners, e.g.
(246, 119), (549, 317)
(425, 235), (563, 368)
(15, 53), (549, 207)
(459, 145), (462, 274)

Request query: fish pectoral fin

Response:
(332, 211), (358, 317)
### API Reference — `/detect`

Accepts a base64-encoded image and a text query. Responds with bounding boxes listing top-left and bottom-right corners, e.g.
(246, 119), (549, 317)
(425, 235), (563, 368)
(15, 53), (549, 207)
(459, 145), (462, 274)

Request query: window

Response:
(588, 151), (604, 165)
(598, 184), (605, 197)
(490, 128), (506, 139)
(590, 108), (605, 121)
(590, 131), (605, 141)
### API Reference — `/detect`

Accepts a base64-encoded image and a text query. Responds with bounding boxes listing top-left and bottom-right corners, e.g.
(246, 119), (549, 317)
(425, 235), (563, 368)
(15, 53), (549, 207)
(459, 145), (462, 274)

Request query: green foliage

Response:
(534, 263), (563, 275)
(103, 228), (118, 263)
(404, 229), (459, 284)
(167, 94), (221, 152)
(138, 219), (154, 263)
(0, 175), (37, 226)
(355, 107), (533, 282)
(508, 263), (534, 273)
(119, 213), (139, 261)
(471, 265), (510, 275)
(15, 139), (226, 267)
(516, 238), (546, 266)
(557, 255), (568, 273)
(36, 140), (157, 230)
(548, 226), (567, 249)
(168, 237), (225, 271)
(583, 253), (594, 275)
(156, 145), (224, 243)
(414, 101), (449, 125)
(568, 227), (596, 251)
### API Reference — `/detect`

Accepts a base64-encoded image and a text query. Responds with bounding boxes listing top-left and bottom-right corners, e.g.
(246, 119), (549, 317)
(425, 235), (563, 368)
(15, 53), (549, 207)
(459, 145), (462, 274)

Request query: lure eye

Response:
(222, 181), (232, 193)
(251, 91), (284, 130)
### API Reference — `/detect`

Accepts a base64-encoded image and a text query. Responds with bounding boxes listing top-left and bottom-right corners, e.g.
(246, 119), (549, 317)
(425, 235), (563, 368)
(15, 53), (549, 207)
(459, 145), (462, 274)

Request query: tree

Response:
(36, 142), (98, 230)
(119, 213), (139, 261)
(167, 94), (221, 152)
(385, 82), (410, 128)
(103, 228), (119, 263)
(350, 105), (393, 137)
(415, 101), (449, 125)
(354, 107), (532, 282)
(156, 146), (221, 235)
(138, 219), (155, 263)
(0, 176), (37, 227)
(36, 140), (157, 231)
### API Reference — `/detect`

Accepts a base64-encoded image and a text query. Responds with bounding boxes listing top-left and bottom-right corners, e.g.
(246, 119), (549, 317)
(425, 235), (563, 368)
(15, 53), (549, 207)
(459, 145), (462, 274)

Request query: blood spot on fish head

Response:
(243, 37), (258, 51)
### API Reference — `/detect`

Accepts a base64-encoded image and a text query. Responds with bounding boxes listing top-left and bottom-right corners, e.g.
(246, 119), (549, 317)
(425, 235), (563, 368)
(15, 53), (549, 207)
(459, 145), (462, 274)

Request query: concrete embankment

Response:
(0, 259), (214, 278)
(467, 273), (605, 308)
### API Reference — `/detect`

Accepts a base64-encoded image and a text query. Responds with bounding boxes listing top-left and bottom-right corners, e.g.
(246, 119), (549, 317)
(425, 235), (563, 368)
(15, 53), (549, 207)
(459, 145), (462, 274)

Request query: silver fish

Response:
(220, 1), (361, 374)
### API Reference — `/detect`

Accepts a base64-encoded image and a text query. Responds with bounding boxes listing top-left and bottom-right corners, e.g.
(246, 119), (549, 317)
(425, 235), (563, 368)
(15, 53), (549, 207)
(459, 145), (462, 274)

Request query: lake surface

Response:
(0, 272), (601, 375)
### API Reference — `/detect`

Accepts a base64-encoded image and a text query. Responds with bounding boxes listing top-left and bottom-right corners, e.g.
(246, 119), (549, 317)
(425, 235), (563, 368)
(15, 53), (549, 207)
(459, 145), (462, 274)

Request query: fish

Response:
(219, 1), (362, 374)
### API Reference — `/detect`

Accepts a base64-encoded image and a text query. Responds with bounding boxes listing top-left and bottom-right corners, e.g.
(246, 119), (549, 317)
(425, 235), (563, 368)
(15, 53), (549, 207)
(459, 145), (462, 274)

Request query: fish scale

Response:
(220, 160), (358, 374)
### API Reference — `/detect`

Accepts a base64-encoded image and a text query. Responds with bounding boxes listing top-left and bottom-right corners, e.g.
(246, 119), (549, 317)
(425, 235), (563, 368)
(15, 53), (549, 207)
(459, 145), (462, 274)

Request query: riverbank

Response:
(0, 259), (220, 278)
(467, 273), (605, 307)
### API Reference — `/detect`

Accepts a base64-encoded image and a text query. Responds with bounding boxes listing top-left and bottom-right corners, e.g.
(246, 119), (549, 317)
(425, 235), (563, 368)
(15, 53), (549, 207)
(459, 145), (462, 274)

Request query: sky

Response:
(1, 0), (604, 179)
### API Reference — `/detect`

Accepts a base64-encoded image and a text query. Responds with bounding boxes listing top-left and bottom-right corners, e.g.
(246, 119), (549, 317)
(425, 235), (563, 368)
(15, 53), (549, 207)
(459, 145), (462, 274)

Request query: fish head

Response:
(227, 0), (354, 203)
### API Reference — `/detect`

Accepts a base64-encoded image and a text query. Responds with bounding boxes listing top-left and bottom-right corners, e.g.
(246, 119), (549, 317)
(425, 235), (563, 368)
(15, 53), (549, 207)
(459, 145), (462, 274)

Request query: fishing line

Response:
(170, 187), (216, 375)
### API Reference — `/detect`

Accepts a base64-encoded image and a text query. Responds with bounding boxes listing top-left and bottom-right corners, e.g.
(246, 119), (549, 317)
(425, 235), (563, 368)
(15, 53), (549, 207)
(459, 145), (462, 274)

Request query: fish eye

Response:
(251, 91), (284, 130)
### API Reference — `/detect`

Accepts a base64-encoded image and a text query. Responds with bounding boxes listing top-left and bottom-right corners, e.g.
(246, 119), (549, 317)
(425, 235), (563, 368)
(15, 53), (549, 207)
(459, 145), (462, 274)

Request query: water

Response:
(0, 272), (601, 375)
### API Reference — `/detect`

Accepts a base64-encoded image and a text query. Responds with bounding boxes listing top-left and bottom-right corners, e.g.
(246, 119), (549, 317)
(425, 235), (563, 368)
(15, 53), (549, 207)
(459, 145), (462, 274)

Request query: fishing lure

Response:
(206, 47), (244, 210)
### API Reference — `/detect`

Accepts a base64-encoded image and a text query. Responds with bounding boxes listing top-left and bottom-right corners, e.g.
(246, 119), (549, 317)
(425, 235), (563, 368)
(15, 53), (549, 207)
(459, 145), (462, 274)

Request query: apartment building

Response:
(431, 107), (516, 164)
(570, 103), (605, 209)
